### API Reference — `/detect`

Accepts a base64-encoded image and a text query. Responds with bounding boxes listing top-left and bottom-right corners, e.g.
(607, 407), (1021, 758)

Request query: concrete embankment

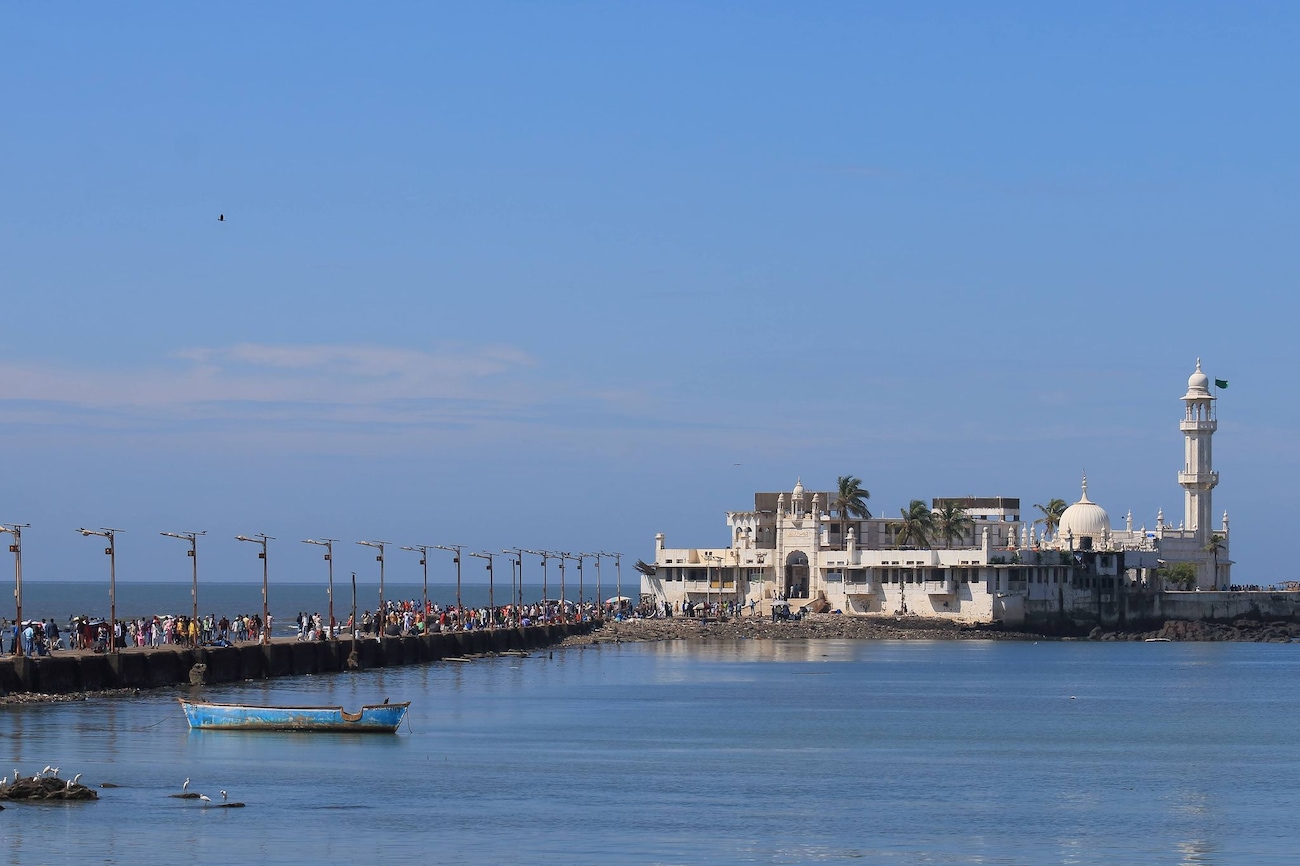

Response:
(0, 623), (593, 698)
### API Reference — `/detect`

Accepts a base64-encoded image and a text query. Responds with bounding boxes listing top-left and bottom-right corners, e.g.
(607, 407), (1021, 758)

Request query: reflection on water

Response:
(1179, 838), (1220, 865)
(1, 640), (1298, 864)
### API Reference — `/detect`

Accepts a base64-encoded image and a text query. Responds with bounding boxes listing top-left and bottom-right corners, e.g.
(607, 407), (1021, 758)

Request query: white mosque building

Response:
(642, 360), (1245, 629)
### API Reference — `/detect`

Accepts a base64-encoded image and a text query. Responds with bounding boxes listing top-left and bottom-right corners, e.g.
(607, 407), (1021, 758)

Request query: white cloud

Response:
(0, 342), (573, 451)
(0, 342), (538, 410)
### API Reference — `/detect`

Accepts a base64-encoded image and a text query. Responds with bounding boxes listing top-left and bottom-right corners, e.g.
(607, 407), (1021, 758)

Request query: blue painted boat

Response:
(178, 698), (409, 732)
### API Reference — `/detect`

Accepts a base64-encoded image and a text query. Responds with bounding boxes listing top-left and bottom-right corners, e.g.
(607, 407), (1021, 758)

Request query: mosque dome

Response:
(792, 478), (805, 497)
(1186, 358), (1210, 396)
(1058, 474), (1111, 543)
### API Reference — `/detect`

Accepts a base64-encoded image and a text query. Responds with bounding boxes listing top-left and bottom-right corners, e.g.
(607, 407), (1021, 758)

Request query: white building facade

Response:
(642, 360), (1236, 628)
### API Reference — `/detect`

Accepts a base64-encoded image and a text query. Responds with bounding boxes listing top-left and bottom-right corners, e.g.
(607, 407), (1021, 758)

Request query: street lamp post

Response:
(576, 554), (587, 617)
(235, 533), (273, 644)
(401, 545), (432, 630)
(161, 530), (206, 639)
(755, 552), (767, 617)
(357, 540), (390, 638)
(302, 539), (337, 638)
(580, 553), (601, 618)
(557, 553), (569, 620)
(524, 550), (552, 606)
(79, 528), (123, 652)
(469, 552), (496, 628)
(526, 550), (557, 622)
(434, 544), (464, 617)
(608, 551), (623, 613)
(0, 524), (29, 656)
(503, 548), (526, 626)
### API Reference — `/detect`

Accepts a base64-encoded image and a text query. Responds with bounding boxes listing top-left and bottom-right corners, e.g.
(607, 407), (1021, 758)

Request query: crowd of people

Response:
(1, 613), (277, 654)
(3, 595), (647, 654)
(294, 596), (635, 641)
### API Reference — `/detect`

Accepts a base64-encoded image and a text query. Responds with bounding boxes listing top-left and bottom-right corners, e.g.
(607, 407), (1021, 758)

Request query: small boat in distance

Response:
(1144, 637), (1173, 642)
(178, 698), (409, 733)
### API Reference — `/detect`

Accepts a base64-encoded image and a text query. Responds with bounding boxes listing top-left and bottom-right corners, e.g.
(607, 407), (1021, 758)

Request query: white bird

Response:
(182, 777), (190, 791)
(199, 794), (211, 802)
(13, 769), (18, 783)
(71, 773), (82, 786)
(220, 790), (228, 801)
(42, 765), (52, 776)
(50, 767), (59, 778)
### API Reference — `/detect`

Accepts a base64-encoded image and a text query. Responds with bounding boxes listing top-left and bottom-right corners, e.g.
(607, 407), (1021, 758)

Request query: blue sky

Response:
(1, 2), (1296, 585)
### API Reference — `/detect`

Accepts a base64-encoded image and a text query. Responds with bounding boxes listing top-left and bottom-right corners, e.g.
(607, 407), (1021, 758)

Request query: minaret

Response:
(1179, 358), (1218, 539)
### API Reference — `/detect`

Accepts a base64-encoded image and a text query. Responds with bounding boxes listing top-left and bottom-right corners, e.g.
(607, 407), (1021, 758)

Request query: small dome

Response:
(1186, 358), (1210, 395)
(1058, 474), (1111, 542)
(792, 477), (805, 496)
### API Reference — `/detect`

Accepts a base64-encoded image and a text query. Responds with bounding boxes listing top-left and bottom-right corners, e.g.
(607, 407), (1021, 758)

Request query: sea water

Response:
(10, 581), (581, 632)
(2, 639), (1298, 864)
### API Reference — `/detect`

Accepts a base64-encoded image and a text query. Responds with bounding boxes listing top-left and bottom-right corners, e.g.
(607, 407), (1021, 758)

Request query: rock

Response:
(0, 777), (97, 801)
(188, 663), (208, 685)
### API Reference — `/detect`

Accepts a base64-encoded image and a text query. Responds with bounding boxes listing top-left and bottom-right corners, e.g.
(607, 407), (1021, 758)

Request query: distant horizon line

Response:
(10, 578), (562, 586)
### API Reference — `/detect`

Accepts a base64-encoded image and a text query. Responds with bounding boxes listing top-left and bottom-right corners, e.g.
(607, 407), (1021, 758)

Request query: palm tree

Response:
(1204, 534), (1226, 589)
(934, 501), (974, 549)
(891, 499), (935, 548)
(832, 475), (871, 548)
(1033, 498), (1068, 540)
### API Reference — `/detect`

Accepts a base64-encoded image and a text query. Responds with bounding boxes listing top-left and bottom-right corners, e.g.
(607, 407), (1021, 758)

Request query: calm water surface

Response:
(2, 639), (1296, 864)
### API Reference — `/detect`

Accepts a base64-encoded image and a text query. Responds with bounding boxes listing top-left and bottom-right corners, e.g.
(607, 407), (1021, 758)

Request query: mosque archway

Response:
(785, 550), (809, 599)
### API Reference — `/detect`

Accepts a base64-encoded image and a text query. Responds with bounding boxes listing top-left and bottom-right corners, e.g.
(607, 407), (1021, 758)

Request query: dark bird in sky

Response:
(218, 214), (225, 221)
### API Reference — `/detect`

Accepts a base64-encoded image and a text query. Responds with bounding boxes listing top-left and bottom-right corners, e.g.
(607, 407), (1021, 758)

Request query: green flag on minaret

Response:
(1215, 378), (1228, 389)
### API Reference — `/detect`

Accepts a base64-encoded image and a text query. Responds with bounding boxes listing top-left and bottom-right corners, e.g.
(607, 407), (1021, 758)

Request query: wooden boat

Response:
(178, 698), (409, 732)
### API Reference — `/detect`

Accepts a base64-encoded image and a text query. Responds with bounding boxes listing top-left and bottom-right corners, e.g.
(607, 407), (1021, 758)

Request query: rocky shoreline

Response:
(565, 614), (1300, 646)
(560, 613), (1048, 645)
(1089, 618), (1300, 643)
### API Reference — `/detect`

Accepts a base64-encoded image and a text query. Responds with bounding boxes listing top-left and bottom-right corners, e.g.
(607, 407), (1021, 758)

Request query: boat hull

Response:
(179, 698), (409, 733)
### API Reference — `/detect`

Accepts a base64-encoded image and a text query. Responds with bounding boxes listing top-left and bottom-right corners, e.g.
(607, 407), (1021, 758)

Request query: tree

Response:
(832, 475), (872, 549)
(1033, 498), (1068, 540)
(892, 499), (935, 548)
(1204, 534), (1226, 588)
(1156, 562), (1197, 590)
(934, 501), (974, 549)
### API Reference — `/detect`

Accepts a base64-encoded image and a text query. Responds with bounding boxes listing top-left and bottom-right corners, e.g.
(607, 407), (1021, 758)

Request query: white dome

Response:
(792, 477), (805, 496)
(1186, 358), (1210, 395)
(1058, 475), (1111, 542)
